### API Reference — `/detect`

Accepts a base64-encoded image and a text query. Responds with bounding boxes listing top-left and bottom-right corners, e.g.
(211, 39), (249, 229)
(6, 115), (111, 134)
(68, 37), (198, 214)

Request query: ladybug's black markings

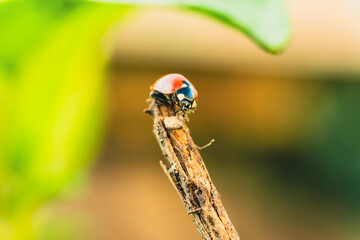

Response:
(150, 90), (171, 105)
(150, 74), (198, 117)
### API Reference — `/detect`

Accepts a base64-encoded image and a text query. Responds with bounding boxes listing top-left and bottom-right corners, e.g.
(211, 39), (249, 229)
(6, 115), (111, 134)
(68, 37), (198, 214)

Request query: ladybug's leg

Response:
(171, 93), (182, 115)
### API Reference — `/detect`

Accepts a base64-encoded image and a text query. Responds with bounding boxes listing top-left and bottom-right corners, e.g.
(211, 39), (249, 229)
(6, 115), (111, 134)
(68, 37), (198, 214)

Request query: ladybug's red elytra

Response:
(150, 74), (198, 116)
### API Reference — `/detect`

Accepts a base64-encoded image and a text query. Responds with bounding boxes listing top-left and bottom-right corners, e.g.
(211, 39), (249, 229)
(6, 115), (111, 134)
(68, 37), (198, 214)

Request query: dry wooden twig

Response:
(145, 100), (240, 240)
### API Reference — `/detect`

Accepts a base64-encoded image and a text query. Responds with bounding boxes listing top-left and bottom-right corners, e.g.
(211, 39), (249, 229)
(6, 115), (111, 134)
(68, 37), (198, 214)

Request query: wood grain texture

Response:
(145, 100), (240, 240)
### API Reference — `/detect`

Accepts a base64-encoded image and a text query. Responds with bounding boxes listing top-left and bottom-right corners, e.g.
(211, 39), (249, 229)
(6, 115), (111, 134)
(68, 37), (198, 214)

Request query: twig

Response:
(197, 139), (215, 150)
(145, 100), (240, 240)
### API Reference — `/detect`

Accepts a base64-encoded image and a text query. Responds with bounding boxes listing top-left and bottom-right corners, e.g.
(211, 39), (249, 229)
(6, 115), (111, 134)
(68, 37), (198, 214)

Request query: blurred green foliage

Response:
(99, 0), (291, 53)
(0, 2), (132, 239)
(0, 0), (290, 239)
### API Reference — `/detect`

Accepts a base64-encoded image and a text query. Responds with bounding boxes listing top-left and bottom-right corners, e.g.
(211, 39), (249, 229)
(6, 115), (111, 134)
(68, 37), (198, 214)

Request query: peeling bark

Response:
(145, 100), (240, 240)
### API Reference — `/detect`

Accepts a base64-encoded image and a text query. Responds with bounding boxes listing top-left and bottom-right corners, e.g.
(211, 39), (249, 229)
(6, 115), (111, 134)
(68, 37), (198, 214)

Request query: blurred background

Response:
(1, 0), (360, 239)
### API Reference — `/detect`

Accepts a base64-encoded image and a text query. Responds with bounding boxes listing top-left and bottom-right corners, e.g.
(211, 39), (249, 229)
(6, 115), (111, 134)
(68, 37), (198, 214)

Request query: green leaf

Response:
(0, 2), (132, 239)
(94, 0), (291, 53)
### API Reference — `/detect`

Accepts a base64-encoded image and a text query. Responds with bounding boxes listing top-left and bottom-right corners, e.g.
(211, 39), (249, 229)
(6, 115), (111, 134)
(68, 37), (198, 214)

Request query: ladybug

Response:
(150, 73), (198, 116)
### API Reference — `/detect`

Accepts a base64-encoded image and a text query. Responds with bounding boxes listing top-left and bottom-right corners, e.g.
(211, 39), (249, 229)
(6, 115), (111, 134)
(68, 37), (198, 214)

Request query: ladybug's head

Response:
(180, 99), (192, 112)
(173, 87), (197, 116)
(178, 99), (196, 117)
